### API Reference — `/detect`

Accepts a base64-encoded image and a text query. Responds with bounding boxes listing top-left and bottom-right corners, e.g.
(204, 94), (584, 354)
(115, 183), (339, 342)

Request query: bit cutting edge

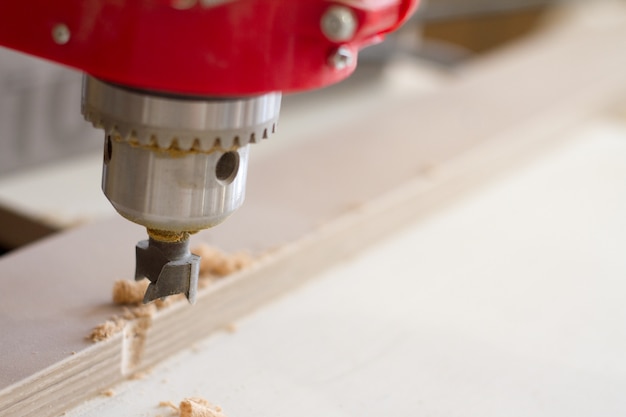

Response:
(135, 234), (200, 304)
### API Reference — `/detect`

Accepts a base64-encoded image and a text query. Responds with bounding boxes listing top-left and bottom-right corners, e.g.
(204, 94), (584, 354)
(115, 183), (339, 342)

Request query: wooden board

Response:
(2, 6), (626, 416)
(62, 119), (626, 417)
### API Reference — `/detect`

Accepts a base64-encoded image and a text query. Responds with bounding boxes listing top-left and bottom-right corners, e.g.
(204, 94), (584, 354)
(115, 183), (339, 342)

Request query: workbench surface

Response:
(64, 120), (626, 417)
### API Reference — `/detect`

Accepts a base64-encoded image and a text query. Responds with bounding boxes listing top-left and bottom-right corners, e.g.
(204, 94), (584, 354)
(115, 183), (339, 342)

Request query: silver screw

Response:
(321, 5), (357, 42)
(328, 46), (354, 70)
(52, 24), (70, 45)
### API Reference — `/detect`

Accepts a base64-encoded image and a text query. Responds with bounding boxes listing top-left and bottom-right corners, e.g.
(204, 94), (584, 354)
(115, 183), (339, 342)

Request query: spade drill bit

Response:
(135, 231), (200, 304)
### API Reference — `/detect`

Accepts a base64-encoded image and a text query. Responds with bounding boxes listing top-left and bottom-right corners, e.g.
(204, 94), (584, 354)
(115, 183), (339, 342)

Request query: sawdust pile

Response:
(86, 244), (253, 343)
(160, 398), (227, 417)
(111, 278), (185, 308)
(112, 278), (149, 305)
(88, 318), (125, 342)
(86, 304), (156, 342)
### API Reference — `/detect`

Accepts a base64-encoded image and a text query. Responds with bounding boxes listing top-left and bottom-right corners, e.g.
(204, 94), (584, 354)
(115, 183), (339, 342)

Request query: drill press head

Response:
(82, 76), (281, 303)
(0, 0), (418, 304)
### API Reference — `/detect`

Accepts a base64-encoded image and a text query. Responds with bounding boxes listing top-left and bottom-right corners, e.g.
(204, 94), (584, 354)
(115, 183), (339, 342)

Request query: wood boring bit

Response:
(135, 232), (200, 304)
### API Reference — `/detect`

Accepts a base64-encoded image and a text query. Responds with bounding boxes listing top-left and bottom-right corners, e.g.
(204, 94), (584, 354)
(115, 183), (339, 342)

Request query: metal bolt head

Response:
(52, 24), (70, 45)
(321, 5), (358, 42)
(328, 46), (354, 70)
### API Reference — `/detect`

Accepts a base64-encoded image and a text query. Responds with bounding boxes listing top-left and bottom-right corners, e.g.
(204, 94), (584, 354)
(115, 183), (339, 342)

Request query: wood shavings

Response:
(100, 389), (115, 397)
(87, 304), (157, 343)
(88, 280), (155, 342)
(192, 244), (253, 278)
(180, 397), (226, 417)
(112, 278), (149, 305)
(87, 318), (125, 342)
(85, 299), (159, 343)
(120, 304), (158, 320)
(159, 398), (226, 417)
(159, 400), (179, 411)
(112, 278), (183, 310)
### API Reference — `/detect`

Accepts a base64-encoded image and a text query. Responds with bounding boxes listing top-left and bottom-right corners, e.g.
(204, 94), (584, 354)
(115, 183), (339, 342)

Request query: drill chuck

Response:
(102, 137), (249, 233)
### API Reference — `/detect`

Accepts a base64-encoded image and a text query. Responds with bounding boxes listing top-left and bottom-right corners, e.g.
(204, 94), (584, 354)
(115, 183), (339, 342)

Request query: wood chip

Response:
(100, 389), (115, 397)
(192, 244), (253, 277)
(159, 397), (226, 417)
(159, 400), (179, 412)
(87, 318), (125, 342)
(120, 304), (157, 320)
(112, 278), (149, 305)
(87, 303), (157, 343)
(179, 398), (226, 417)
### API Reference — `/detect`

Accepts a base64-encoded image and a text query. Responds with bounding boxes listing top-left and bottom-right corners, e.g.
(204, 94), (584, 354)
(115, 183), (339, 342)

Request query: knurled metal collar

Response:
(81, 76), (281, 152)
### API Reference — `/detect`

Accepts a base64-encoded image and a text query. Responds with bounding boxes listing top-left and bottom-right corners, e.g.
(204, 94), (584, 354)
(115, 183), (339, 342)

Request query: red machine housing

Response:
(0, 0), (418, 96)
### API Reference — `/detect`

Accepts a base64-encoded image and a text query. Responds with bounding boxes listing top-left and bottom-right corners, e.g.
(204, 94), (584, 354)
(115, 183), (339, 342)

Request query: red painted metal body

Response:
(0, 0), (418, 95)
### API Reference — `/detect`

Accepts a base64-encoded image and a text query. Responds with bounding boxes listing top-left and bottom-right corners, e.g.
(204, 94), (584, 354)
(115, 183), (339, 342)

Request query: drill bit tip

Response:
(135, 234), (200, 304)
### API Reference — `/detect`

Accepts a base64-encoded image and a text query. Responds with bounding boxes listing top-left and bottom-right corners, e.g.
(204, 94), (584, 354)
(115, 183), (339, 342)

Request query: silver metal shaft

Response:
(102, 137), (249, 232)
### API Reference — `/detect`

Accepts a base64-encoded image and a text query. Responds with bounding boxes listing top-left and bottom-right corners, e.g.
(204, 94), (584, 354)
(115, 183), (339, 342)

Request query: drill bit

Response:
(135, 231), (200, 304)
